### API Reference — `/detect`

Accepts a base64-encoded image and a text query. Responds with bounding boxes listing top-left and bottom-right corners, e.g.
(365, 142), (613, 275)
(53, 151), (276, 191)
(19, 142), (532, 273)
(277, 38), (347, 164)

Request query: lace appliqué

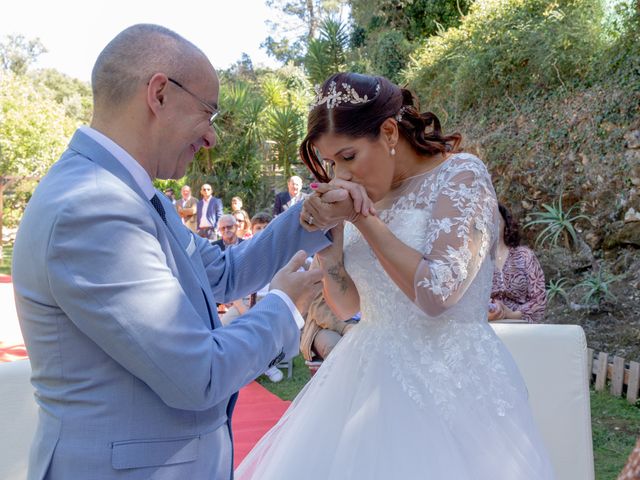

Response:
(342, 154), (517, 421)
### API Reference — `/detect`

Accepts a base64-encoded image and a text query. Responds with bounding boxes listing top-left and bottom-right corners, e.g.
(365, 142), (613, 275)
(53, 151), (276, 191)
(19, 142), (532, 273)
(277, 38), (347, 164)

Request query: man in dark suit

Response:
(273, 175), (307, 217)
(196, 183), (223, 240)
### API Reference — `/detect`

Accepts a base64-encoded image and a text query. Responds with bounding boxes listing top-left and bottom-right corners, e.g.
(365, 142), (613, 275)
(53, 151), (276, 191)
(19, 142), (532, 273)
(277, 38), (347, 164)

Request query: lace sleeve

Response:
(413, 159), (497, 316)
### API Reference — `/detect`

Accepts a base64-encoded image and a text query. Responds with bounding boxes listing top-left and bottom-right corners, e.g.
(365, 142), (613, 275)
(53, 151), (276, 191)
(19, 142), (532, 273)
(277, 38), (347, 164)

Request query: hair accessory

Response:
(312, 81), (380, 109)
(395, 106), (408, 122)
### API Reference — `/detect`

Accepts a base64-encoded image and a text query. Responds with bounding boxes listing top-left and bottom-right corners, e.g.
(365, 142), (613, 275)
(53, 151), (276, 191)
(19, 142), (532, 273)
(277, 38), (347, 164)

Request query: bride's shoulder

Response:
(443, 152), (489, 174)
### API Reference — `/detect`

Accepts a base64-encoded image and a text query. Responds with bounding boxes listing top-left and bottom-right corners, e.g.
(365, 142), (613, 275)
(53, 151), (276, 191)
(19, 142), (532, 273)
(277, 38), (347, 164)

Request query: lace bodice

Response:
(337, 153), (521, 418)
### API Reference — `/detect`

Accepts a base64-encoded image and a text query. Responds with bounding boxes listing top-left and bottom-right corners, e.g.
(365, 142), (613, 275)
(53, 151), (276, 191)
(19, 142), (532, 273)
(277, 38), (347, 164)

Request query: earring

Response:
(390, 148), (396, 156)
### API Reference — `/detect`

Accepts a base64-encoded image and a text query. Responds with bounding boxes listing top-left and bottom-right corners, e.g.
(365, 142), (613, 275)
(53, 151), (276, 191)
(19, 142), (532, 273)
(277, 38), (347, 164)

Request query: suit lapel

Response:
(68, 129), (220, 330)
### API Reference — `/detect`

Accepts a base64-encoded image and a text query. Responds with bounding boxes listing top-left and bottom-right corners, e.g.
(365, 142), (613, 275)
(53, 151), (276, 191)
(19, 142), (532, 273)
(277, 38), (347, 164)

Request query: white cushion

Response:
(492, 324), (595, 480)
(0, 359), (37, 480)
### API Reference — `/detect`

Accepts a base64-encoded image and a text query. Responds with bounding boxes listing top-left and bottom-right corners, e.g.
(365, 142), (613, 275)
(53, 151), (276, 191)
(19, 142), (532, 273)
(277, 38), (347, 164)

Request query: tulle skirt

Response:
(235, 323), (555, 479)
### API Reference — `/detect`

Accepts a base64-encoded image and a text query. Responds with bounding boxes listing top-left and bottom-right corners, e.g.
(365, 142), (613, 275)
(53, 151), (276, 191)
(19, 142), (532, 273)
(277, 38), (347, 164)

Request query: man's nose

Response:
(202, 127), (217, 150)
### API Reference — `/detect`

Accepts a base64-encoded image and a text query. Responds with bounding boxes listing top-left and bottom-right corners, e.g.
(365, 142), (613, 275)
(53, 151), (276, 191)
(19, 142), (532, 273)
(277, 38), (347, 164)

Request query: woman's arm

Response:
(315, 224), (361, 320)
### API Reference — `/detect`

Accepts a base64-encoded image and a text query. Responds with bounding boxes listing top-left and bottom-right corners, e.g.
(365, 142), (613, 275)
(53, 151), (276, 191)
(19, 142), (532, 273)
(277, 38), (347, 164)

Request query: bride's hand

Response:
(313, 179), (376, 217)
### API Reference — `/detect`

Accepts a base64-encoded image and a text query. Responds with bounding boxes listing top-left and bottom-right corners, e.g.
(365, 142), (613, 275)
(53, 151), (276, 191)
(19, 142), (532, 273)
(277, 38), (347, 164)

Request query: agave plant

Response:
(524, 197), (590, 249)
(573, 269), (621, 308)
(546, 277), (570, 304)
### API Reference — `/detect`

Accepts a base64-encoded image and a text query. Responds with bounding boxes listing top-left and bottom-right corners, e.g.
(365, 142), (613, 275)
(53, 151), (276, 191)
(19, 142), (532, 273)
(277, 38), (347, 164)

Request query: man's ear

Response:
(380, 118), (399, 148)
(147, 73), (169, 115)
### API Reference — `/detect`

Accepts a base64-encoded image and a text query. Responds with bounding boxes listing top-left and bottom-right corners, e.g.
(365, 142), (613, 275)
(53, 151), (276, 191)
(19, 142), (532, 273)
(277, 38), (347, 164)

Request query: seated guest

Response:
(231, 196), (244, 212)
(196, 183), (223, 241)
(232, 209), (253, 239)
(212, 214), (243, 251)
(300, 258), (359, 362)
(251, 211), (273, 235)
(489, 203), (547, 323)
(163, 187), (176, 204)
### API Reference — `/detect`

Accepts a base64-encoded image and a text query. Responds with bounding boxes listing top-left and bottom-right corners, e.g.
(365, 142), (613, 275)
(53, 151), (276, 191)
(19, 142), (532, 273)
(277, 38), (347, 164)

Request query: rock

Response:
(603, 222), (640, 249)
(624, 129), (640, 149)
(585, 232), (602, 250)
(625, 208), (640, 223)
(521, 199), (533, 210)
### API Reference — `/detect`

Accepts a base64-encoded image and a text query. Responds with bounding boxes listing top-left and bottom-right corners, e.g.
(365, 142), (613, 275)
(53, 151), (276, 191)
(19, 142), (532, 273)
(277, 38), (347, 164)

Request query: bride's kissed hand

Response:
(312, 179), (376, 217)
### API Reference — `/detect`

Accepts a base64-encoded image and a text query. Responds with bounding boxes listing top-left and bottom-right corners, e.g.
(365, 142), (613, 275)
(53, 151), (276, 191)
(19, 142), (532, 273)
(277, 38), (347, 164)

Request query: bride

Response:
(235, 72), (555, 479)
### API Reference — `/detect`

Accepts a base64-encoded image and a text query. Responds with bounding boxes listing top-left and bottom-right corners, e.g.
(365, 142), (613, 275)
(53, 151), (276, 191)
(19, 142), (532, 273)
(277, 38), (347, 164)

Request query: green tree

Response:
(0, 35), (46, 75)
(304, 18), (349, 85)
(30, 68), (93, 124)
(262, 0), (347, 64)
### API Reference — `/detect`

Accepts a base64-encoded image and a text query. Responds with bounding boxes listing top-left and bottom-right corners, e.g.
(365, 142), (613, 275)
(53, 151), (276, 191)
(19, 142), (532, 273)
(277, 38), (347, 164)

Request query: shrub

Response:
(404, 0), (607, 114)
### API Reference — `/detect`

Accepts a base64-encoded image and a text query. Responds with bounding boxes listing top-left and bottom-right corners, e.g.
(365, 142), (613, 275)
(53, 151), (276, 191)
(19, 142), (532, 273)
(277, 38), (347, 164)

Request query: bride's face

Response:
(314, 132), (395, 202)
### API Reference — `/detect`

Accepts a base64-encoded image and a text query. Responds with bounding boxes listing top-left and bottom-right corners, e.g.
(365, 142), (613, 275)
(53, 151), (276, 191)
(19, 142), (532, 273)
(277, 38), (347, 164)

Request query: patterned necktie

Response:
(150, 194), (167, 224)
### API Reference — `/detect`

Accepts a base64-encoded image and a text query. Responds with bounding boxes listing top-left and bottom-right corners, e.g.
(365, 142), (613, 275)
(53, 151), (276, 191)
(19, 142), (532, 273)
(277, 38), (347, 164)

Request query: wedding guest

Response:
(232, 209), (253, 239)
(273, 175), (307, 216)
(12, 24), (345, 480)
(231, 196), (244, 212)
(251, 211), (272, 235)
(300, 258), (359, 362)
(196, 183), (223, 240)
(489, 203), (547, 323)
(163, 187), (176, 204)
(176, 184), (198, 232)
(212, 214), (243, 251)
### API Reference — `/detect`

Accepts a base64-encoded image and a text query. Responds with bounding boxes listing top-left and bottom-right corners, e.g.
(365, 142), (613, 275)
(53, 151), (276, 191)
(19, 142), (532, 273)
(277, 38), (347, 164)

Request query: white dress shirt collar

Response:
(80, 126), (156, 200)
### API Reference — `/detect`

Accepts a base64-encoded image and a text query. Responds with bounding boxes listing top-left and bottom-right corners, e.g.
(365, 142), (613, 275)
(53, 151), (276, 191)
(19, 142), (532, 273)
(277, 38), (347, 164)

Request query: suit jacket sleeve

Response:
(46, 196), (328, 411)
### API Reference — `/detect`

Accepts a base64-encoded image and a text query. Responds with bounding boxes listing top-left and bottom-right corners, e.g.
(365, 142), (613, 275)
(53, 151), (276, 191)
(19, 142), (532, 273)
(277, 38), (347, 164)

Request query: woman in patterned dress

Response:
(235, 72), (555, 479)
(489, 203), (547, 322)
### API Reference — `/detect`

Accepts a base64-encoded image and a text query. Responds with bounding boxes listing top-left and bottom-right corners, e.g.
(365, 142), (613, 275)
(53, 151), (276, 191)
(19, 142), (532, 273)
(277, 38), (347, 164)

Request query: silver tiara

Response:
(311, 80), (380, 109)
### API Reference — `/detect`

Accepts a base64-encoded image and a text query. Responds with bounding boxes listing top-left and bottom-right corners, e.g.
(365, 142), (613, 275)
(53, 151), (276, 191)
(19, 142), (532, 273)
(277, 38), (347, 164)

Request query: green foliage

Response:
(350, 0), (472, 41)
(369, 30), (413, 83)
(30, 68), (93, 124)
(405, 0), (607, 113)
(266, 105), (305, 178)
(574, 268), (621, 307)
(524, 197), (590, 249)
(0, 35), (46, 75)
(304, 18), (349, 85)
(546, 277), (570, 304)
(0, 72), (75, 178)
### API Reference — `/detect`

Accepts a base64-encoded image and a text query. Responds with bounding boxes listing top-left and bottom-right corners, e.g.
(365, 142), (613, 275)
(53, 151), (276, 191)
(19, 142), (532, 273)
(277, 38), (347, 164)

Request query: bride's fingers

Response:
(329, 179), (370, 215)
(321, 189), (349, 203)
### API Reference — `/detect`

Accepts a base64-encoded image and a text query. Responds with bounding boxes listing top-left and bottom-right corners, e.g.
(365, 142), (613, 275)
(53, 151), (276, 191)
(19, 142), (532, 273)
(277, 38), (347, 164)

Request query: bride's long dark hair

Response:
(300, 72), (462, 183)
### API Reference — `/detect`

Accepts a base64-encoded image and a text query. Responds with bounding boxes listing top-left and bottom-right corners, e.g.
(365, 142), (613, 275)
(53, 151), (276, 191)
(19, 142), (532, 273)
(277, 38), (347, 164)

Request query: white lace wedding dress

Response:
(235, 153), (555, 479)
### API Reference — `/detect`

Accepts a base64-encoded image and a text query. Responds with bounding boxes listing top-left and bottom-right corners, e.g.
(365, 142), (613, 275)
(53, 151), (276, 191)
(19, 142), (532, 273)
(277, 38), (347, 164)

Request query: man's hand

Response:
(270, 251), (323, 315)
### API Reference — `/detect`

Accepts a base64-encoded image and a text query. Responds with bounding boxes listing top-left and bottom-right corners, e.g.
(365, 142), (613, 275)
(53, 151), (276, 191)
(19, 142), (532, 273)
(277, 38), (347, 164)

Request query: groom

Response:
(12, 24), (351, 480)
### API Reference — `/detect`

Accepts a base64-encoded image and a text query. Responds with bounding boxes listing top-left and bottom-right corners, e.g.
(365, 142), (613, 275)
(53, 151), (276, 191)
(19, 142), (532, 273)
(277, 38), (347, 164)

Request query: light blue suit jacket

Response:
(12, 129), (330, 479)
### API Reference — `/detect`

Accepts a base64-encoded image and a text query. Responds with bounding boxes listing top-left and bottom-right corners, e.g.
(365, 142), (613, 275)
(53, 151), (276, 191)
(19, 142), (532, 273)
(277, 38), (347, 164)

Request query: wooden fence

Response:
(588, 348), (640, 404)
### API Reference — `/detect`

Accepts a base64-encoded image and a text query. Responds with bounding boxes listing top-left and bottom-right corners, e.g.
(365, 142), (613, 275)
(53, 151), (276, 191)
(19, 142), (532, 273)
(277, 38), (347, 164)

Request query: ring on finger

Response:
(307, 214), (314, 225)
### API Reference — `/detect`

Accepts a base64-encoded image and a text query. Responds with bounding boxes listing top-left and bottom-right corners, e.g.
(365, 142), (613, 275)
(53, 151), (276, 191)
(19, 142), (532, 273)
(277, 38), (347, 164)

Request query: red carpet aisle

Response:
(232, 382), (291, 468)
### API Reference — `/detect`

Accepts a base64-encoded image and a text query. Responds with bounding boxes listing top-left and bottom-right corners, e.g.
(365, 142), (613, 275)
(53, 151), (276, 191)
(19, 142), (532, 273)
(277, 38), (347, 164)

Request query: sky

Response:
(1, 0), (283, 82)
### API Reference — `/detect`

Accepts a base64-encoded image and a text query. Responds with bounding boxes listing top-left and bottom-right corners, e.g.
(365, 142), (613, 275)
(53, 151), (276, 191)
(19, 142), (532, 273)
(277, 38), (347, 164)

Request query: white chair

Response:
(0, 359), (38, 480)
(492, 323), (595, 480)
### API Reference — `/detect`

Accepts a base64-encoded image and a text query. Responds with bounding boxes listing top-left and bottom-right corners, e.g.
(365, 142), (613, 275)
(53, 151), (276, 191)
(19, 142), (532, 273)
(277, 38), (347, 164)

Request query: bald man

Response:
(12, 24), (351, 480)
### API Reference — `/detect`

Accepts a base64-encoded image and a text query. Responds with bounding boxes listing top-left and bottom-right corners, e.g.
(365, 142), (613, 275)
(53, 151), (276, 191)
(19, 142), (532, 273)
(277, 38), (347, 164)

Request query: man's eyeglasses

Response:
(168, 77), (219, 126)
(220, 225), (236, 231)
